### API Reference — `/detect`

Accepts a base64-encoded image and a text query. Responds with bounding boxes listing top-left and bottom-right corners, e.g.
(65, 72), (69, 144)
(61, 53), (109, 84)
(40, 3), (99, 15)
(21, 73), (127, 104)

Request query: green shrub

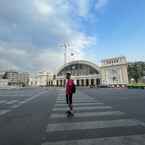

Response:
(128, 83), (145, 89)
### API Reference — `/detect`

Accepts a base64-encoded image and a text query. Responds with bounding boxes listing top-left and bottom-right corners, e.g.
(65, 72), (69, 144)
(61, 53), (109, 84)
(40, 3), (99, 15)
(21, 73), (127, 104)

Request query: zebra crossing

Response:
(42, 90), (145, 145)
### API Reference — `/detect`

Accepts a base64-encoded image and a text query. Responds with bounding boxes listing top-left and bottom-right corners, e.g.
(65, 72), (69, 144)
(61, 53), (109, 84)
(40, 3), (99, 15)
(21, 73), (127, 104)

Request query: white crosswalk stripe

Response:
(57, 97), (91, 99)
(42, 134), (145, 145)
(50, 111), (125, 118)
(55, 102), (104, 107)
(56, 100), (97, 103)
(53, 106), (112, 111)
(42, 91), (145, 145)
(46, 119), (145, 132)
(56, 99), (100, 102)
(57, 97), (93, 99)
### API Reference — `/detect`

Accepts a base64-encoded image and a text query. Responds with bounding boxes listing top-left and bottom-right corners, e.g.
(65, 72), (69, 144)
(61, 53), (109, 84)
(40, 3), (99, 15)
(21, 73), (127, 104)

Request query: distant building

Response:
(0, 71), (30, 87)
(0, 79), (9, 87)
(29, 75), (39, 87)
(17, 72), (30, 87)
(101, 56), (129, 86)
(3, 71), (19, 86)
(28, 72), (56, 87)
(0, 72), (5, 79)
(0, 56), (129, 88)
(37, 72), (54, 87)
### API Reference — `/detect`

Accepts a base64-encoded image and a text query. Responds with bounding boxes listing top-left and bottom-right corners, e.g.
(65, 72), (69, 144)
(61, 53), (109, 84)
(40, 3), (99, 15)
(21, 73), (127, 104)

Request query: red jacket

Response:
(66, 79), (74, 95)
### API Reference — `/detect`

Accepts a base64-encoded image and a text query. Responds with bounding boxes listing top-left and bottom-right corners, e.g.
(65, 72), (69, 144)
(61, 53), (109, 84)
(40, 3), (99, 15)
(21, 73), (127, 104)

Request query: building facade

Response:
(0, 79), (9, 88)
(37, 72), (54, 87)
(29, 72), (55, 87)
(0, 71), (30, 87)
(101, 56), (128, 86)
(56, 60), (101, 87)
(0, 72), (5, 79)
(55, 57), (128, 87)
(3, 71), (19, 86)
(0, 57), (128, 88)
(17, 72), (30, 87)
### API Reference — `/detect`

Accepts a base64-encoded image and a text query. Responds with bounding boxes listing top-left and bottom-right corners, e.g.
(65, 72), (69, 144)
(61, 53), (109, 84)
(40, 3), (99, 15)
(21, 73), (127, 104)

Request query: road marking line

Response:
(11, 104), (21, 109)
(0, 109), (11, 116)
(56, 99), (96, 102)
(5, 100), (18, 105)
(56, 100), (99, 103)
(42, 134), (145, 145)
(53, 106), (112, 111)
(57, 97), (92, 99)
(58, 93), (66, 97)
(55, 102), (104, 107)
(57, 97), (91, 99)
(0, 100), (7, 104)
(46, 119), (144, 132)
(50, 111), (125, 119)
(19, 101), (27, 104)
(56, 99), (95, 101)
(56, 99), (95, 102)
(24, 90), (49, 103)
(0, 90), (49, 113)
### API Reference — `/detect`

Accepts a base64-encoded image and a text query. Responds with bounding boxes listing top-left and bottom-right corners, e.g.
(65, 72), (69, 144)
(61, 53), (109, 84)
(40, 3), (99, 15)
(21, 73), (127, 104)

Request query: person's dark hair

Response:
(66, 72), (71, 79)
(66, 72), (71, 76)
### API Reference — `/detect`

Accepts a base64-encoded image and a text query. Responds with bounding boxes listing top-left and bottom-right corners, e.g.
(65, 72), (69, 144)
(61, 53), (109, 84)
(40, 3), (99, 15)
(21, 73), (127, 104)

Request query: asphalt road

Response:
(0, 87), (145, 145)
(80, 88), (145, 122)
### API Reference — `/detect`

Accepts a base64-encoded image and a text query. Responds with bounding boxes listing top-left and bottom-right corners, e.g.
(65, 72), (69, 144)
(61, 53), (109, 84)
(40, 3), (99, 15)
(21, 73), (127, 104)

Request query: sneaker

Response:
(69, 111), (74, 116)
(65, 110), (70, 114)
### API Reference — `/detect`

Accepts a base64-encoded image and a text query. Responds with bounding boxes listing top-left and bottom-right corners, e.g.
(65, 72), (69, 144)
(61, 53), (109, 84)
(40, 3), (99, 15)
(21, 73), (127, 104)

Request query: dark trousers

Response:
(66, 94), (72, 105)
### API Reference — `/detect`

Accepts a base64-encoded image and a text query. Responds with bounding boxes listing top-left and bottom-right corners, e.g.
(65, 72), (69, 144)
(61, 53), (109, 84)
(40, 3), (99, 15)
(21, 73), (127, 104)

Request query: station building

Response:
(55, 56), (129, 87)
(56, 60), (101, 87)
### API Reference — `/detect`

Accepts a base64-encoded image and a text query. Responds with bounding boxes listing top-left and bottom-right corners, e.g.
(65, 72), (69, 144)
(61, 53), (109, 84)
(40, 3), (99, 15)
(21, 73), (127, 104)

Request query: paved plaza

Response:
(0, 88), (145, 145)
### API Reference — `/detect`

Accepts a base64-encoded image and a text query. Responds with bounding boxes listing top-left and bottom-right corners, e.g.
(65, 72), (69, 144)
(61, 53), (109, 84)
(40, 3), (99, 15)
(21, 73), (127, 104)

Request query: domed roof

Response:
(57, 60), (100, 76)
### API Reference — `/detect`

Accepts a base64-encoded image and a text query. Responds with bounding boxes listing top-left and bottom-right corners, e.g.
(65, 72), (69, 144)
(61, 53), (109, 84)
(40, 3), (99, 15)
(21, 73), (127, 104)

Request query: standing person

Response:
(65, 72), (76, 117)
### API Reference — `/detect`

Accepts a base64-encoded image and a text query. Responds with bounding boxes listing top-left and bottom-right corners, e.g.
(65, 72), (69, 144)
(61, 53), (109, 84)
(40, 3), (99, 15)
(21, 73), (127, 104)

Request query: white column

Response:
(94, 79), (97, 86)
(84, 79), (87, 86)
(79, 80), (82, 86)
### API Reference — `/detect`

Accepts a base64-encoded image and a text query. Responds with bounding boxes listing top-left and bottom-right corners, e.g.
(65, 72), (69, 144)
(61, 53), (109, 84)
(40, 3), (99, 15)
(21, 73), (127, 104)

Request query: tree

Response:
(128, 62), (145, 83)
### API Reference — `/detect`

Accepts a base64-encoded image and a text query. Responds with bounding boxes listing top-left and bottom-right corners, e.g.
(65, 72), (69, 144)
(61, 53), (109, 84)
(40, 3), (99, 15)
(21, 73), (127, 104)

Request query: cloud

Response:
(76, 0), (90, 17)
(0, 43), (64, 72)
(0, 0), (101, 73)
(96, 0), (109, 11)
(0, 59), (19, 71)
(72, 0), (109, 17)
(32, 49), (64, 73)
(34, 0), (54, 16)
(64, 33), (97, 62)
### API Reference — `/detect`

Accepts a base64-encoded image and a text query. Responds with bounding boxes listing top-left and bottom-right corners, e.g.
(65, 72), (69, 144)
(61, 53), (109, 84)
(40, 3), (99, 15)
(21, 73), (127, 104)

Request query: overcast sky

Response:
(0, 0), (145, 72)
